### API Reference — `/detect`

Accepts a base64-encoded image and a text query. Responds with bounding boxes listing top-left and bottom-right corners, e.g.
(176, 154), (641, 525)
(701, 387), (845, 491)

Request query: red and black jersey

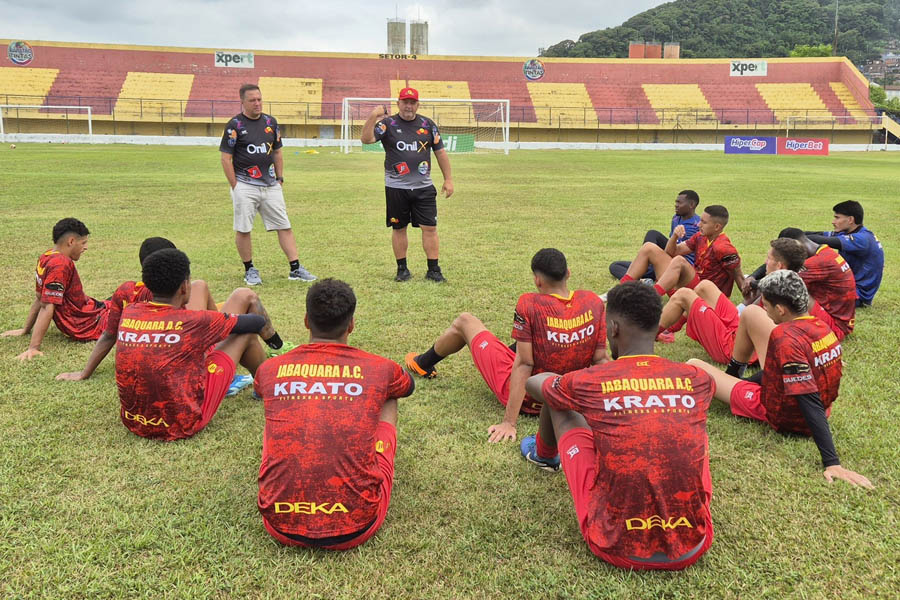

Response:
(104, 280), (153, 337)
(115, 302), (237, 441)
(34, 249), (108, 341)
(761, 316), (842, 435)
(255, 344), (414, 539)
(542, 355), (714, 562)
(685, 233), (741, 296)
(800, 246), (856, 338)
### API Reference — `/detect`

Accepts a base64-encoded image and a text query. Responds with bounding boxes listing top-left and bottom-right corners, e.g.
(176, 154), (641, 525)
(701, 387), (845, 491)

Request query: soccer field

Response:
(0, 145), (897, 599)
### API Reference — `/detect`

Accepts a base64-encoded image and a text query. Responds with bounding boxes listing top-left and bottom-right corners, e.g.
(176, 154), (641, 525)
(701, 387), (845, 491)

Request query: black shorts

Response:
(385, 186), (437, 229)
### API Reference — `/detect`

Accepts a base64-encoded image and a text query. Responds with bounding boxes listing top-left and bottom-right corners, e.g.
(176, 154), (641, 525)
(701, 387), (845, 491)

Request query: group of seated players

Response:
(2, 196), (883, 569)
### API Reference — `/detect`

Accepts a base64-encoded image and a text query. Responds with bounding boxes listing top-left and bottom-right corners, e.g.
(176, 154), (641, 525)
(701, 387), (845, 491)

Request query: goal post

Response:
(0, 105), (93, 140)
(341, 97), (510, 154)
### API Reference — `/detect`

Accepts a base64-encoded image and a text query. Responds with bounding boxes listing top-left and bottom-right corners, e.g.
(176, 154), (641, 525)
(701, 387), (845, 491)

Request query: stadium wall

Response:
(0, 40), (881, 145)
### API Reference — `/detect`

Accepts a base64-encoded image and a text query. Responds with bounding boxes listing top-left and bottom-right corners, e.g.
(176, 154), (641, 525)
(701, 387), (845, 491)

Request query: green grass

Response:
(0, 145), (898, 599)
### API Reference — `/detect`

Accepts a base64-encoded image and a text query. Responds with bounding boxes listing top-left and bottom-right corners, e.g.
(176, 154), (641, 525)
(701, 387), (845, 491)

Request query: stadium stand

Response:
(0, 40), (883, 143)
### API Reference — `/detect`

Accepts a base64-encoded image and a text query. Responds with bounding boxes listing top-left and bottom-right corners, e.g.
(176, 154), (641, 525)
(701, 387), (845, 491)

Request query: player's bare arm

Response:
(591, 344), (610, 365)
(434, 148), (454, 198)
(524, 372), (556, 405)
(360, 105), (388, 144)
(220, 152), (237, 189)
(15, 301), (55, 361)
(487, 341), (534, 443)
(2, 296), (42, 338)
(273, 148), (284, 186)
(731, 264), (746, 293)
(56, 331), (116, 381)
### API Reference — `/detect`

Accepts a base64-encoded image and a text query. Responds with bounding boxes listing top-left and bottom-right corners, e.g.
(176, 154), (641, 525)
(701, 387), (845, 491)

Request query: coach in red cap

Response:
(361, 87), (454, 283)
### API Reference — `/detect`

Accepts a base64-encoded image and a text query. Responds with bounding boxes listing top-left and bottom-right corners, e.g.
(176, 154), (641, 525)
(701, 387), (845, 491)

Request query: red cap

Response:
(398, 87), (419, 101)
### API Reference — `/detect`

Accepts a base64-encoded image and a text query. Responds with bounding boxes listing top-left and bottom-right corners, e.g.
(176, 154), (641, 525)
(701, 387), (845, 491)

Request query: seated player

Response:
(522, 282), (715, 570)
(608, 190), (701, 280)
(254, 279), (415, 549)
(405, 248), (608, 443)
(688, 270), (873, 488)
(115, 248), (281, 441)
(658, 238), (808, 364)
(3, 218), (110, 361)
(810, 201), (882, 307)
(619, 205), (744, 300)
(56, 237), (289, 383)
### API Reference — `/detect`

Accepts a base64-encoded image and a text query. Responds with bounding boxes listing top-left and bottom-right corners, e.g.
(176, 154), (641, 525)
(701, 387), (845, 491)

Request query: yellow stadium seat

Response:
(114, 72), (194, 119)
(526, 83), (596, 126)
(642, 84), (715, 123)
(258, 77), (323, 119)
(829, 83), (871, 120)
(756, 83), (829, 122)
(389, 80), (473, 126)
(0, 67), (60, 115)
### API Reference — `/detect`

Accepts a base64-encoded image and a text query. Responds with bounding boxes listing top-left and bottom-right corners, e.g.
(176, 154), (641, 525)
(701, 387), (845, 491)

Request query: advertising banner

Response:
(730, 60), (767, 76)
(724, 136), (777, 154)
(215, 51), (255, 68)
(777, 137), (829, 155)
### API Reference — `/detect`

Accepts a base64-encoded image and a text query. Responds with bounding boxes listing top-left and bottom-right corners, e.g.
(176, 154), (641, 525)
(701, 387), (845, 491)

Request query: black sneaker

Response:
(425, 269), (446, 283)
(395, 267), (412, 282)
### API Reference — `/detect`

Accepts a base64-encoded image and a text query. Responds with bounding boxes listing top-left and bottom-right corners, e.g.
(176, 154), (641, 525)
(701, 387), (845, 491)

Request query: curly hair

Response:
(306, 279), (357, 337)
(605, 282), (662, 332)
(531, 248), (567, 282)
(141, 249), (191, 297)
(138, 237), (176, 265)
(759, 269), (810, 314)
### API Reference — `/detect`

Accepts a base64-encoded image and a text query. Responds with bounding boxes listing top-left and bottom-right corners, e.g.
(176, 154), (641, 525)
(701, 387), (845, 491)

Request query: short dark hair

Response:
(239, 84), (260, 100)
(606, 282), (662, 332)
(52, 218), (89, 243)
(777, 227), (806, 241)
(531, 248), (567, 281)
(704, 205), (729, 225)
(142, 249), (190, 297)
(832, 200), (863, 225)
(759, 270), (809, 314)
(306, 279), (357, 337)
(138, 237), (176, 265)
(678, 190), (700, 206)
(770, 238), (807, 272)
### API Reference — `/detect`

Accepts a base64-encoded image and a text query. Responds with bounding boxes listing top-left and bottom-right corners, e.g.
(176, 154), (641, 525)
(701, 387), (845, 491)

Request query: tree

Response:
(790, 43), (834, 56)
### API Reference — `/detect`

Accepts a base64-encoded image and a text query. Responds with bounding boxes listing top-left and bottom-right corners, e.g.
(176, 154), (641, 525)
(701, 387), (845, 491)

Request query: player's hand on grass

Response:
(56, 371), (86, 381)
(487, 421), (516, 443)
(740, 276), (757, 296)
(823, 465), (874, 489)
(15, 348), (43, 361)
(441, 179), (454, 198)
(2, 328), (26, 337)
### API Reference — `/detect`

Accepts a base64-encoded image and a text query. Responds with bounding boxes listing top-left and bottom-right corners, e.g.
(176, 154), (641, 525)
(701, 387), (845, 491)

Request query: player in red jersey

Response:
(3, 218), (110, 361)
(254, 279), (414, 549)
(620, 205), (744, 299)
(115, 249), (282, 441)
(55, 237), (236, 381)
(405, 248), (608, 443)
(657, 238), (808, 364)
(689, 270), (873, 488)
(774, 228), (856, 339)
(523, 282), (715, 569)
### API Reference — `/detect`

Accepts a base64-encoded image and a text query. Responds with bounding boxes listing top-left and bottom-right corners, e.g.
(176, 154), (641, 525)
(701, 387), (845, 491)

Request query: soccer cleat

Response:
(288, 264), (317, 282)
(266, 340), (298, 358)
(520, 435), (561, 472)
(244, 266), (263, 286)
(226, 374), (254, 397)
(656, 329), (676, 344)
(405, 352), (437, 379)
(395, 267), (412, 282)
(639, 277), (656, 287)
(425, 269), (446, 283)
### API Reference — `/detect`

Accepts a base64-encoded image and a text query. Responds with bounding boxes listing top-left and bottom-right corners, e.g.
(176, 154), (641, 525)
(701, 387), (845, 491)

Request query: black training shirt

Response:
(220, 113), (283, 187)
(373, 114), (444, 190)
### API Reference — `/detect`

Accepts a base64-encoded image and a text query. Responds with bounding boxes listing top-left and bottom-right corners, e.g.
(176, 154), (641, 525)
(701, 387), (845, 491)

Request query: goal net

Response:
(0, 104), (94, 140)
(341, 98), (510, 154)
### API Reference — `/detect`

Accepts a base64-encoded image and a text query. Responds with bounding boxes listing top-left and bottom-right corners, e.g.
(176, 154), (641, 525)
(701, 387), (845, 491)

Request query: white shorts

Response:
(231, 181), (291, 232)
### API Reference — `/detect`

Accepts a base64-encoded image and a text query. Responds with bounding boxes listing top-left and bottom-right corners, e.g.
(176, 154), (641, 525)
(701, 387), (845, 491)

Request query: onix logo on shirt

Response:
(274, 501), (349, 515)
(626, 515), (693, 531)
(396, 140), (428, 152)
(247, 142), (273, 155)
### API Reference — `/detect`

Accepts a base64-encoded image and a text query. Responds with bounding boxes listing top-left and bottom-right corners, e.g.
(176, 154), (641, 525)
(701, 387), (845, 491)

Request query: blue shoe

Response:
(520, 435), (561, 472)
(226, 374), (253, 397)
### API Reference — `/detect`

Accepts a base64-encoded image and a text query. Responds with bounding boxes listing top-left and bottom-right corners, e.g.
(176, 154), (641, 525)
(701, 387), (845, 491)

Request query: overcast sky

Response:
(1, 1), (668, 56)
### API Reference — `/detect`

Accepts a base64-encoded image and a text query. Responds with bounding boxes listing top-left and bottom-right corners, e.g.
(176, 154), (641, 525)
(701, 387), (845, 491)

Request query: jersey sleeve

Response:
(716, 239), (742, 271)
(219, 118), (238, 154)
(271, 117), (283, 150)
(430, 121), (444, 152)
(799, 253), (829, 285)
(199, 311), (239, 347)
(541, 372), (580, 412)
(373, 119), (388, 142)
(592, 295), (607, 349)
(39, 258), (71, 305)
(511, 295), (533, 343)
(836, 232), (868, 255)
(775, 335), (819, 397)
(104, 283), (129, 336)
(387, 360), (415, 399)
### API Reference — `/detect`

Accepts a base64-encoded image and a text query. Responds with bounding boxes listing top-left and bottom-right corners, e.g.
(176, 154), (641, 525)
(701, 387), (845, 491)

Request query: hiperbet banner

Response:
(724, 136), (777, 154)
(364, 134), (475, 153)
(777, 137), (829, 155)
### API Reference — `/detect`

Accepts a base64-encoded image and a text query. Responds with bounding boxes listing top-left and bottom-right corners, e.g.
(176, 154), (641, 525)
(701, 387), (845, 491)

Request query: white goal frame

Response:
(0, 105), (93, 140)
(341, 97), (510, 154)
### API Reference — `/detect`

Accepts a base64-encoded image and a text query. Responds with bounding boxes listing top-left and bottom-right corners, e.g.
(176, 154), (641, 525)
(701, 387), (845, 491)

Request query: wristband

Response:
(276, 176), (284, 183)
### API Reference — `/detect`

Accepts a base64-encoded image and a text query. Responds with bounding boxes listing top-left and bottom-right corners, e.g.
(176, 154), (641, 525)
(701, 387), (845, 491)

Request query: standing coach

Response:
(220, 84), (316, 286)
(361, 87), (454, 283)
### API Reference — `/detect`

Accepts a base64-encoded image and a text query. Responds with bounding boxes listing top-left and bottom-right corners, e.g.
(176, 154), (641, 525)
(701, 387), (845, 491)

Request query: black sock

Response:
(416, 345), (444, 371)
(396, 257), (407, 270)
(264, 333), (283, 350)
(243, 260), (254, 272)
(427, 258), (439, 271)
(289, 260), (299, 272)
(725, 358), (748, 378)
